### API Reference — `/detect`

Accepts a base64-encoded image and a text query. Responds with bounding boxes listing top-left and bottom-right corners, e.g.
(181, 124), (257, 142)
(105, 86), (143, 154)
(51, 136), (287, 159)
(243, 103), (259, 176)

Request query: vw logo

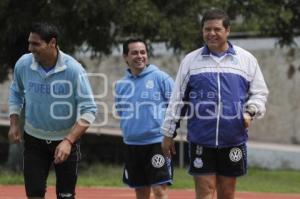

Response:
(151, 154), (165, 168)
(229, 147), (242, 162)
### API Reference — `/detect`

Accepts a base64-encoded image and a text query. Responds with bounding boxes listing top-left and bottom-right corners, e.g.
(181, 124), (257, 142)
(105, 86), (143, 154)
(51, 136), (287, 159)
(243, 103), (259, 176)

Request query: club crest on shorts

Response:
(196, 145), (203, 155)
(151, 154), (165, 168)
(193, 157), (203, 168)
(145, 80), (154, 89)
(229, 147), (242, 162)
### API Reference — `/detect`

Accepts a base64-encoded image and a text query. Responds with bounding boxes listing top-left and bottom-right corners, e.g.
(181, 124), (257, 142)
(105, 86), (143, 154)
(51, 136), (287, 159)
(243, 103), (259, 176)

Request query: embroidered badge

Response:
(193, 157), (203, 168)
(145, 80), (154, 89)
(231, 57), (239, 65)
(196, 145), (203, 155)
(151, 154), (165, 168)
(229, 147), (242, 162)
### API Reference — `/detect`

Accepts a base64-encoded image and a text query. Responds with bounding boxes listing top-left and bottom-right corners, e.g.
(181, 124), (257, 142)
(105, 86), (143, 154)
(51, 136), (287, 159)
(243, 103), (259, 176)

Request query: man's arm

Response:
(54, 66), (97, 164)
(8, 59), (25, 143)
(245, 58), (269, 121)
(8, 114), (22, 143)
(54, 119), (90, 164)
(161, 58), (190, 157)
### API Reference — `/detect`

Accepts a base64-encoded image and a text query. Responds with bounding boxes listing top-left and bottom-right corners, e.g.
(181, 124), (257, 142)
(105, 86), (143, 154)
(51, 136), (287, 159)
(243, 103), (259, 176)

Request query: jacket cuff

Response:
(9, 105), (22, 116)
(162, 128), (175, 138)
(79, 112), (96, 124)
(245, 104), (258, 118)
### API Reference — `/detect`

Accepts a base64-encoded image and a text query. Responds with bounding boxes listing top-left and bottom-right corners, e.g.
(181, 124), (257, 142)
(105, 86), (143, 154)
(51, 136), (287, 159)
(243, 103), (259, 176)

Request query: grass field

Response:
(1, 164), (300, 193)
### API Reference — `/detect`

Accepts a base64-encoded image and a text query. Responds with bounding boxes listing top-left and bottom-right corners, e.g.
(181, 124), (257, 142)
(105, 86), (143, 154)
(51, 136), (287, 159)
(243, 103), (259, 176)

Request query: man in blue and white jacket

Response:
(161, 9), (269, 199)
(8, 23), (97, 199)
(115, 38), (174, 199)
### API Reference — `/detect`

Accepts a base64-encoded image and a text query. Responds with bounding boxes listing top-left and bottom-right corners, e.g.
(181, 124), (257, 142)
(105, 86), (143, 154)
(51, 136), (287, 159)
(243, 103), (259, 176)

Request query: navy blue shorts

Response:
(23, 132), (81, 199)
(188, 143), (247, 177)
(123, 143), (173, 188)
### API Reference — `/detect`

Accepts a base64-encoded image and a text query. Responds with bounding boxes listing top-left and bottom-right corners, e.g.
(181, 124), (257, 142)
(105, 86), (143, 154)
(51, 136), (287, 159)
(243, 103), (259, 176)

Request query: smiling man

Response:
(161, 9), (269, 199)
(115, 38), (174, 199)
(8, 23), (97, 199)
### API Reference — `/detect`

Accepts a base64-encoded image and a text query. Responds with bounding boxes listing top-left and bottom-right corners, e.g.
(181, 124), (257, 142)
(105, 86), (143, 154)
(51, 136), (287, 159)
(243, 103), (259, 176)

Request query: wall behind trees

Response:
(250, 48), (300, 144)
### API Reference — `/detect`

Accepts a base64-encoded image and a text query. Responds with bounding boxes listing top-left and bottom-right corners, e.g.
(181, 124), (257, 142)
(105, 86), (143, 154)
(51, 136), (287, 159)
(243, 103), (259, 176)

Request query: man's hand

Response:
(8, 126), (22, 144)
(162, 136), (176, 159)
(243, 112), (252, 128)
(53, 119), (89, 164)
(54, 139), (72, 164)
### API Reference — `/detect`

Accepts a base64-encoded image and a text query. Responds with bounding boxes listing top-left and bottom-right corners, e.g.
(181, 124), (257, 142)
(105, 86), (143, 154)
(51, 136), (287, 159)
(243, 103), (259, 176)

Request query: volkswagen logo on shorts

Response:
(151, 154), (165, 168)
(229, 147), (242, 162)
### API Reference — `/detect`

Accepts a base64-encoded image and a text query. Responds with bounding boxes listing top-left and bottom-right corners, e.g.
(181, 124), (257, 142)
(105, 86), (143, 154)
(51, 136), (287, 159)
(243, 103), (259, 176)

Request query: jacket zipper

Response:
(216, 63), (221, 146)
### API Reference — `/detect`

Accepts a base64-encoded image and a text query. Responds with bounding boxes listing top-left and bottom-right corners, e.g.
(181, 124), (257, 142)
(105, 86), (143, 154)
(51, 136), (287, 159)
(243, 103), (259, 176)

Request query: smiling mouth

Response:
(208, 39), (218, 42)
(135, 60), (144, 64)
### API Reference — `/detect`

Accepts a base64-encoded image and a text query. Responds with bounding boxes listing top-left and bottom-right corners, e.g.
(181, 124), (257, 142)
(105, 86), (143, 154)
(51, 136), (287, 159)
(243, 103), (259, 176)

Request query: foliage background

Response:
(0, 0), (299, 82)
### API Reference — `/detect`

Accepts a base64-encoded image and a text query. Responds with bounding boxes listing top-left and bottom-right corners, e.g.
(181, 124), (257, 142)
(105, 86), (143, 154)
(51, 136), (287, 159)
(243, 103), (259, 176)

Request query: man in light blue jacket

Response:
(115, 38), (174, 199)
(8, 23), (97, 199)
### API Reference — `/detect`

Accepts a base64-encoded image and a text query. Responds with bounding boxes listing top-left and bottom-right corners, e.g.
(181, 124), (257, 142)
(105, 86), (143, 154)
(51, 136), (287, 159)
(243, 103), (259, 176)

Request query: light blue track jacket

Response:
(9, 50), (97, 140)
(115, 64), (174, 145)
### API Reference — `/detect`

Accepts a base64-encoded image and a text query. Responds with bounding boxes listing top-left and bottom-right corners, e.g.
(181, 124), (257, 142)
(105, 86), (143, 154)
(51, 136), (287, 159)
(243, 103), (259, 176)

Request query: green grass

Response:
(77, 164), (124, 187)
(0, 169), (24, 185)
(1, 164), (300, 193)
(237, 168), (300, 193)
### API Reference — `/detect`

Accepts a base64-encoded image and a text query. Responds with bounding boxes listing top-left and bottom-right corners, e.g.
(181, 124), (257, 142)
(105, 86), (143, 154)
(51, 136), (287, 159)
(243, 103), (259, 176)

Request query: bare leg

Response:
(216, 175), (236, 199)
(135, 186), (151, 199)
(152, 184), (168, 199)
(194, 175), (216, 199)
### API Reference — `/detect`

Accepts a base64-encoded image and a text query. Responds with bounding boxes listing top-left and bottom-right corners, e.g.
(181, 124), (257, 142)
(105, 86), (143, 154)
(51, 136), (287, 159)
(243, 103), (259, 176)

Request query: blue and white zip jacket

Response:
(162, 43), (269, 147)
(9, 50), (97, 141)
(115, 64), (174, 145)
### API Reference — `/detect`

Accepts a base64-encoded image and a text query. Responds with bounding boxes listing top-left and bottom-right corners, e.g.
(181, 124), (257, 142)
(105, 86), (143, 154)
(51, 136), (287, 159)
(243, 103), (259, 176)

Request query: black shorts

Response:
(23, 132), (81, 199)
(188, 143), (247, 177)
(123, 143), (173, 188)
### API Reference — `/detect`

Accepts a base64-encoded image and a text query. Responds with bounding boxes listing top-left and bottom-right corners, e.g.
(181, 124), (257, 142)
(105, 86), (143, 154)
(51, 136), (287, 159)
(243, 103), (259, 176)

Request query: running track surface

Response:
(1, 185), (300, 199)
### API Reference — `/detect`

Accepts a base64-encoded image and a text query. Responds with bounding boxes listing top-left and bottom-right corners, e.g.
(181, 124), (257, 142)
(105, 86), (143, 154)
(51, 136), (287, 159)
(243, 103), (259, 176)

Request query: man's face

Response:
(123, 42), (148, 75)
(28, 32), (54, 64)
(202, 19), (230, 52)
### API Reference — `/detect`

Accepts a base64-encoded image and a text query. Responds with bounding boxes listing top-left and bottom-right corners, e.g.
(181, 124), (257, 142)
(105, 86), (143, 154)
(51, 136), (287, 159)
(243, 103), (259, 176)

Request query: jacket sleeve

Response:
(161, 57), (190, 137)
(114, 81), (121, 117)
(75, 69), (97, 124)
(246, 57), (269, 119)
(8, 60), (25, 116)
(161, 74), (174, 102)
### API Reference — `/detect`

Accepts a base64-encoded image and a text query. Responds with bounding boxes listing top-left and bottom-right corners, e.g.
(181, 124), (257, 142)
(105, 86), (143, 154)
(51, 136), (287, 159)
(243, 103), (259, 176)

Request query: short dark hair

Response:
(30, 23), (59, 44)
(122, 38), (148, 55)
(201, 9), (230, 29)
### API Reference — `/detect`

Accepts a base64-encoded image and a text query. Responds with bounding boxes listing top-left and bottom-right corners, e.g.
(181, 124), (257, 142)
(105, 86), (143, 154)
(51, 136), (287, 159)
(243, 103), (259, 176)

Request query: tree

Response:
(224, 0), (300, 47)
(0, 0), (299, 82)
(0, 0), (117, 82)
